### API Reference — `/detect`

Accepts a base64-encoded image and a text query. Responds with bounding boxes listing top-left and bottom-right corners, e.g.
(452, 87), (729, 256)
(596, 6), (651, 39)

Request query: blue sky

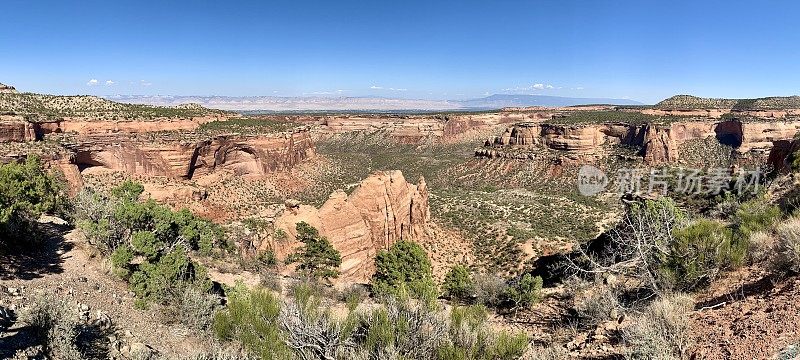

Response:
(1, 0), (798, 103)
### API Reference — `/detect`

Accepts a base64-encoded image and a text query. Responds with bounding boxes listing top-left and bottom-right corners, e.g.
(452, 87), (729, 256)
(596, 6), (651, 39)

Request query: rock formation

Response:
(67, 127), (315, 179)
(0, 121), (38, 142)
(271, 171), (430, 283)
(482, 118), (800, 164)
(0, 83), (17, 94)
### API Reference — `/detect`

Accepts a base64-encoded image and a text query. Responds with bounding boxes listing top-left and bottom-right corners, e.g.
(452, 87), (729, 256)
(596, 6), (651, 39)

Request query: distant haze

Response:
(104, 94), (644, 112)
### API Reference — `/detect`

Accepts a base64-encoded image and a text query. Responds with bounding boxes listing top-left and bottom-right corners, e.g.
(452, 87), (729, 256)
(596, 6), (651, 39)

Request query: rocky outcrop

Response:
(0, 83), (17, 94)
(55, 116), (220, 135)
(641, 125), (678, 163)
(482, 118), (800, 164)
(488, 123), (540, 147)
(272, 171), (430, 283)
(540, 124), (608, 152)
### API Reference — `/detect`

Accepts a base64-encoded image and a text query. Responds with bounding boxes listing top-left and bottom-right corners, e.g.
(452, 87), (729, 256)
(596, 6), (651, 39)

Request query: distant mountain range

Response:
(103, 94), (643, 112)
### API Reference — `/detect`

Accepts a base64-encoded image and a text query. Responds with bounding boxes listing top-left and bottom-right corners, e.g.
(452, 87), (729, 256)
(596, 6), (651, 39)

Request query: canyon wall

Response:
(272, 171), (430, 283)
(642, 108), (800, 119)
(68, 127), (315, 179)
(0, 121), (38, 142)
(50, 116), (222, 135)
(481, 119), (800, 164)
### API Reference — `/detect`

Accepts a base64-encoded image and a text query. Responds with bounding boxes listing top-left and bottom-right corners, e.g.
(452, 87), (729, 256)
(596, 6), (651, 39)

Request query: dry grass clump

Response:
(771, 217), (800, 274)
(573, 282), (622, 327)
(624, 294), (693, 360)
(22, 294), (83, 360)
(747, 230), (775, 264)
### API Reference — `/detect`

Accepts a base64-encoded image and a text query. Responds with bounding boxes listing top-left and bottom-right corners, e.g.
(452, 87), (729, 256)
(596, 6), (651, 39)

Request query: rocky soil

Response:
(0, 218), (211, 359)
(690, 266), (800, 359)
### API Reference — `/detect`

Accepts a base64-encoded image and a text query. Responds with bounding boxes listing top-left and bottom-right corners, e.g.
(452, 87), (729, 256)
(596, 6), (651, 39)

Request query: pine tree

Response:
(286, 222), (342, 281)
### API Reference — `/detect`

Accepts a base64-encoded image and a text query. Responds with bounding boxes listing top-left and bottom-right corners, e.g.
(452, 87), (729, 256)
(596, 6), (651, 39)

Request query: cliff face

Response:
(482, 119), (800, 164)
(272, 171), (430, 283)
(67, 127), (315, 181)
(0, 121), (38, 142)
(49, 116), (220, 135)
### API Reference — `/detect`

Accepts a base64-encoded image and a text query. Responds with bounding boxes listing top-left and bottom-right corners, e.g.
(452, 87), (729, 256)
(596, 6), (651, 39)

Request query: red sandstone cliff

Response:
(272, 171), (430, 283)
(68, 127), (314, 180)
(482, 119), (800, 164)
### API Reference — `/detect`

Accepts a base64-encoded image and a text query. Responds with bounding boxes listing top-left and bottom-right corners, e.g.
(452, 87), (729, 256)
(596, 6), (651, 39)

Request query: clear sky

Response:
(2, 0), (798, 103)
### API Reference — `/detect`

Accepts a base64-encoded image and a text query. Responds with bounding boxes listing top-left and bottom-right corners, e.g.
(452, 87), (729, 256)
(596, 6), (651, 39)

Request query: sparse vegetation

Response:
(0, 92), (229, 121)
(198, 117), (302, 135)
(624, 294), (693, 360)
(657, 94), (800, 110)
(212, 283), (528, 360)
(22, 294), (83, 360)
(771, 216), (800, 275)
(545, 110), (686, 125)
(572, 281), (622, 326)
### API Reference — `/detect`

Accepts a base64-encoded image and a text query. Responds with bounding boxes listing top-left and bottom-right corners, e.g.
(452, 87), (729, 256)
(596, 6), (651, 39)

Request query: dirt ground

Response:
(690, 266), (800, 359)
(0, 218), (211, 358)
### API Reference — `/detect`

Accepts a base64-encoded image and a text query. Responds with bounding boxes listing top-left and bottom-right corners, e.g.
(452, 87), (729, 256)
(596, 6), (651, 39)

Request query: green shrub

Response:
(0, 155), (68, 250)
(129, 245), (211, 306)
(372, 241), (437, 299)
(733, 198), (781, 237)
(131, 230), (162, 261)
(663, 219), (745, 290)
(76, 181), (223, 307)
(212, 285), (293, 359)
(503, 274), (543, 310)
(111, 180), (144, 201)
(110, 244), (134, 278)
(443, 265), (474, 302)
(488, 332), (529, 360)
(285, 222), (342, 281)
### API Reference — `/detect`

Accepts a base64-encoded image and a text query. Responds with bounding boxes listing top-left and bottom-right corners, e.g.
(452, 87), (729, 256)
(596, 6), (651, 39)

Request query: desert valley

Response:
(4, 2), (800, 359)
(3, 82), (800, 359)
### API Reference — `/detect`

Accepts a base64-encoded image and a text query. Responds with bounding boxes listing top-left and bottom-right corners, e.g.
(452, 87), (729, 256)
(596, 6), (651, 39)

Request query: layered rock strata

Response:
(481, 119), (800, 164)
(67, 127), (315, 179)
(271, 171), (430, 283)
